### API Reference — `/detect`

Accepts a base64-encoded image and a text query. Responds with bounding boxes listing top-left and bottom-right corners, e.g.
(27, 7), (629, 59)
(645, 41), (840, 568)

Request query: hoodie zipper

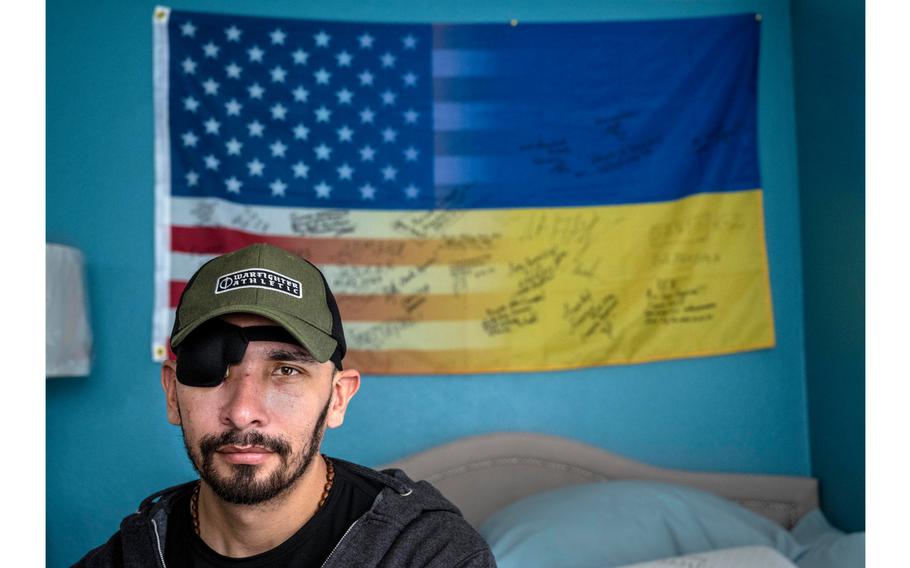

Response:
(320, 517), (359, 568)
(151, 519), (168, 568)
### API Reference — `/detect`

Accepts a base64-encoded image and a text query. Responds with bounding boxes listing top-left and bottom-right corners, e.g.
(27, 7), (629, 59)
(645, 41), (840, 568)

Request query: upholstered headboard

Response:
(379, 432), (819, 530)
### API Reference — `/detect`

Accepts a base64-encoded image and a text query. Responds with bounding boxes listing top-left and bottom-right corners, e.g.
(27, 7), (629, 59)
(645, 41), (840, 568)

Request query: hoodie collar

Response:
(131, 456), (455, 522)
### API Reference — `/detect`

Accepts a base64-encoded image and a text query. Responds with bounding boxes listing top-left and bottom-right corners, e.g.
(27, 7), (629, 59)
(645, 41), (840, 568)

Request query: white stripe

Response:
(164, 308), (176, 338)
(169, 252), (503, 295)
(169, 196), (485, 238)
(162, 307), (494, 351)
(152, 6), (172, 362)
(432, 49), (498, 78)
(171, 251), (215, 281)
(345, 320), (495, 350)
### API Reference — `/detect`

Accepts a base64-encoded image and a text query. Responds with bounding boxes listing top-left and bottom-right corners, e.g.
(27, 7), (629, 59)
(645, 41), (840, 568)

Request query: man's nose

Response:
(219, 365), (268, 430)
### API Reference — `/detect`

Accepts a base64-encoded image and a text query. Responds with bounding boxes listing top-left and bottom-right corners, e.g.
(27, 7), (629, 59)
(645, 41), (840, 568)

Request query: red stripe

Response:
(170, 280), (501, 321)
(171, 226), (450, 266)
(171, 226), (307, 255)
(170, 281), (187, 307)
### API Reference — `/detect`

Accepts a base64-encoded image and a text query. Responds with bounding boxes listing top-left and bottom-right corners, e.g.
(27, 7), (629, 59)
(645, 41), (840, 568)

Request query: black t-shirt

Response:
(164, 459), (381, 568)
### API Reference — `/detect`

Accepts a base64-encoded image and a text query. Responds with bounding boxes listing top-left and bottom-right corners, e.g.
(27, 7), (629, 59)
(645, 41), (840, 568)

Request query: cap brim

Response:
(170, 304), (338, 363)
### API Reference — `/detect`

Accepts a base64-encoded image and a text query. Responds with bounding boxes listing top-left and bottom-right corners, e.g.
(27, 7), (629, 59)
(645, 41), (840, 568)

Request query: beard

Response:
(180, 396), (331, 506)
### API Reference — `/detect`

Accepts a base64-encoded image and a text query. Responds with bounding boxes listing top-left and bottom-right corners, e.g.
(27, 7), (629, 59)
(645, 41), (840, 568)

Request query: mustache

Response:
(198, 430), (292, 459)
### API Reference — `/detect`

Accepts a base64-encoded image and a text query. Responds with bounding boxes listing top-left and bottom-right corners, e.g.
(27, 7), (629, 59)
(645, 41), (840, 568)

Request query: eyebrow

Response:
(267, 348), (319, 364)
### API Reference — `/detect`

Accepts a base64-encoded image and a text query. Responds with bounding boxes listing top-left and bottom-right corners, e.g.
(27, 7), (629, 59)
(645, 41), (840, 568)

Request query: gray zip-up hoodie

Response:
(73, 458), (496, 568)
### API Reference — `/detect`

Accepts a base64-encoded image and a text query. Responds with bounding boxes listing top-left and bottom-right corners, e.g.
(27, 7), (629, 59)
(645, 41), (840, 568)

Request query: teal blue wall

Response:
(47, 1), (810, 565)
(791, 0), (865, 532)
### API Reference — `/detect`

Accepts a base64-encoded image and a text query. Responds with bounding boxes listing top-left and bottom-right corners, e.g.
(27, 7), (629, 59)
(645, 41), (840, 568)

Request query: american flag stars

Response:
(270, 29), (287, 45)
(247, 45), (264, 62)
(292, 49), (309, 65)
(248, 83), (265, 98)
(204, 118), (221, 135)
(270, 179), (288, 196)
(360, 183), (376, 199)
(225, 25), (242, 42)
(202, 78), (219, 95)
(269, 140), (288, 157)
(292, 161), (309, 178)
(358, 33), (374, 49)
(293, 124), (310, 140)
(360, 145), (376, 161)
(314, 106), (331, 122)
(270, 103), (288, 120)
(181, 21), (197, 37)
(225, 99), (242, 116)
(247, 158), (265, 176)
(314, 68), (331, 84)
(314, 31), (330, 47)
(225, 62), (242, 79)
(170, 15), (429, 204)
(225, 138), (242, 155)
(358, 70), (374, 86)
(270, 66), (287, 83)
(225, 177), (242, 193)
(336, 88), (353, 104)
(202, 42), (220, 58)
(314, 143), (332, 160)
(182, 57), (197, 74)
(337, 125), (354, 142)
(314, 181), (332, 198)
(337, 163), (354, 180)
(292, 86), (309, 102)
(247, 120), (265, 137)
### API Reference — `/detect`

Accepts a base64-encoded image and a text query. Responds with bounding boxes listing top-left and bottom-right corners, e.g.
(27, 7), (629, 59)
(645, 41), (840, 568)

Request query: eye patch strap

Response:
(175, 322), (302, 387)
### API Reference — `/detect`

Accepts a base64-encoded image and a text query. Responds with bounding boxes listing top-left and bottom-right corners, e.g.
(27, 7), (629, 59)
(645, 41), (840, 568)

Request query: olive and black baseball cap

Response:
(170, 243), (346, 369)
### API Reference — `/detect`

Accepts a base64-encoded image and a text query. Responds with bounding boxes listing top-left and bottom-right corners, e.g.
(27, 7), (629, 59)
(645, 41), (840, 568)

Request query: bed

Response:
(379, 432), (864, 568)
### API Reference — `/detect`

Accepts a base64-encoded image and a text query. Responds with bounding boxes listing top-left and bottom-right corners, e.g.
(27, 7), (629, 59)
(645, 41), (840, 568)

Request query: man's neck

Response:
(196, 456), (328, 558)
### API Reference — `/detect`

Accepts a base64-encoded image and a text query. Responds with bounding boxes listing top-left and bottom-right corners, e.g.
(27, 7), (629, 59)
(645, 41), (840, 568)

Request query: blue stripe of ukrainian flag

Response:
(431, 14), (760, 209)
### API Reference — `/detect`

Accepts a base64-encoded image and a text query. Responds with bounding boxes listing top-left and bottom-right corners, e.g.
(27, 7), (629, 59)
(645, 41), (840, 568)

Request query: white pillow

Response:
(620, 546), (798, 568)
(480, 481), (805, 568)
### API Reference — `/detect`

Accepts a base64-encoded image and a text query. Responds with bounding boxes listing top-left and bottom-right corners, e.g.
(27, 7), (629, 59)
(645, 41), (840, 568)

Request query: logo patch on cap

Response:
(215, 268), (302, 298)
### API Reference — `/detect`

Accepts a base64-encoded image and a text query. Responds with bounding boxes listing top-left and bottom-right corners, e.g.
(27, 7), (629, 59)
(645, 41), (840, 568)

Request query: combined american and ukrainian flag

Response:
(152, 6), (774, 374)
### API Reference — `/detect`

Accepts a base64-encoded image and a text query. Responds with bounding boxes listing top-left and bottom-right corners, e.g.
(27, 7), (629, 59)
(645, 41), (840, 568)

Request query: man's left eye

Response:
(276, 366), (301, 376)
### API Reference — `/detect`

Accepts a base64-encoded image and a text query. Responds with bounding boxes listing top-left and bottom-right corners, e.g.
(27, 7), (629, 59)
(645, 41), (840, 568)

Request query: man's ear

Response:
(161, 360), (182, 426)
(326, 367), (361, 429)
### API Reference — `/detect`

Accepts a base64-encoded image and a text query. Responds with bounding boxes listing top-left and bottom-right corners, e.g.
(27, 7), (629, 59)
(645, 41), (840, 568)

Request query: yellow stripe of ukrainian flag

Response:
(341, 189), (774, 374)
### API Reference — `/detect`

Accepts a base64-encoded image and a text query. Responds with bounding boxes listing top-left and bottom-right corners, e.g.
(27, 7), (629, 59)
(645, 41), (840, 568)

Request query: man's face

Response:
(161, 313), (359, 506)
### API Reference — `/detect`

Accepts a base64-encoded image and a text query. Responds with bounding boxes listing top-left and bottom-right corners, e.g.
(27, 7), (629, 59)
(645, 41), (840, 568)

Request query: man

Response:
(76, 243), (496, 567)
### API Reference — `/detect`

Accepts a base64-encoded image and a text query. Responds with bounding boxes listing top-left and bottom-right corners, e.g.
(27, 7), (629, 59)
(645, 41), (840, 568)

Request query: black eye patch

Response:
(174, 319), (301, 387)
